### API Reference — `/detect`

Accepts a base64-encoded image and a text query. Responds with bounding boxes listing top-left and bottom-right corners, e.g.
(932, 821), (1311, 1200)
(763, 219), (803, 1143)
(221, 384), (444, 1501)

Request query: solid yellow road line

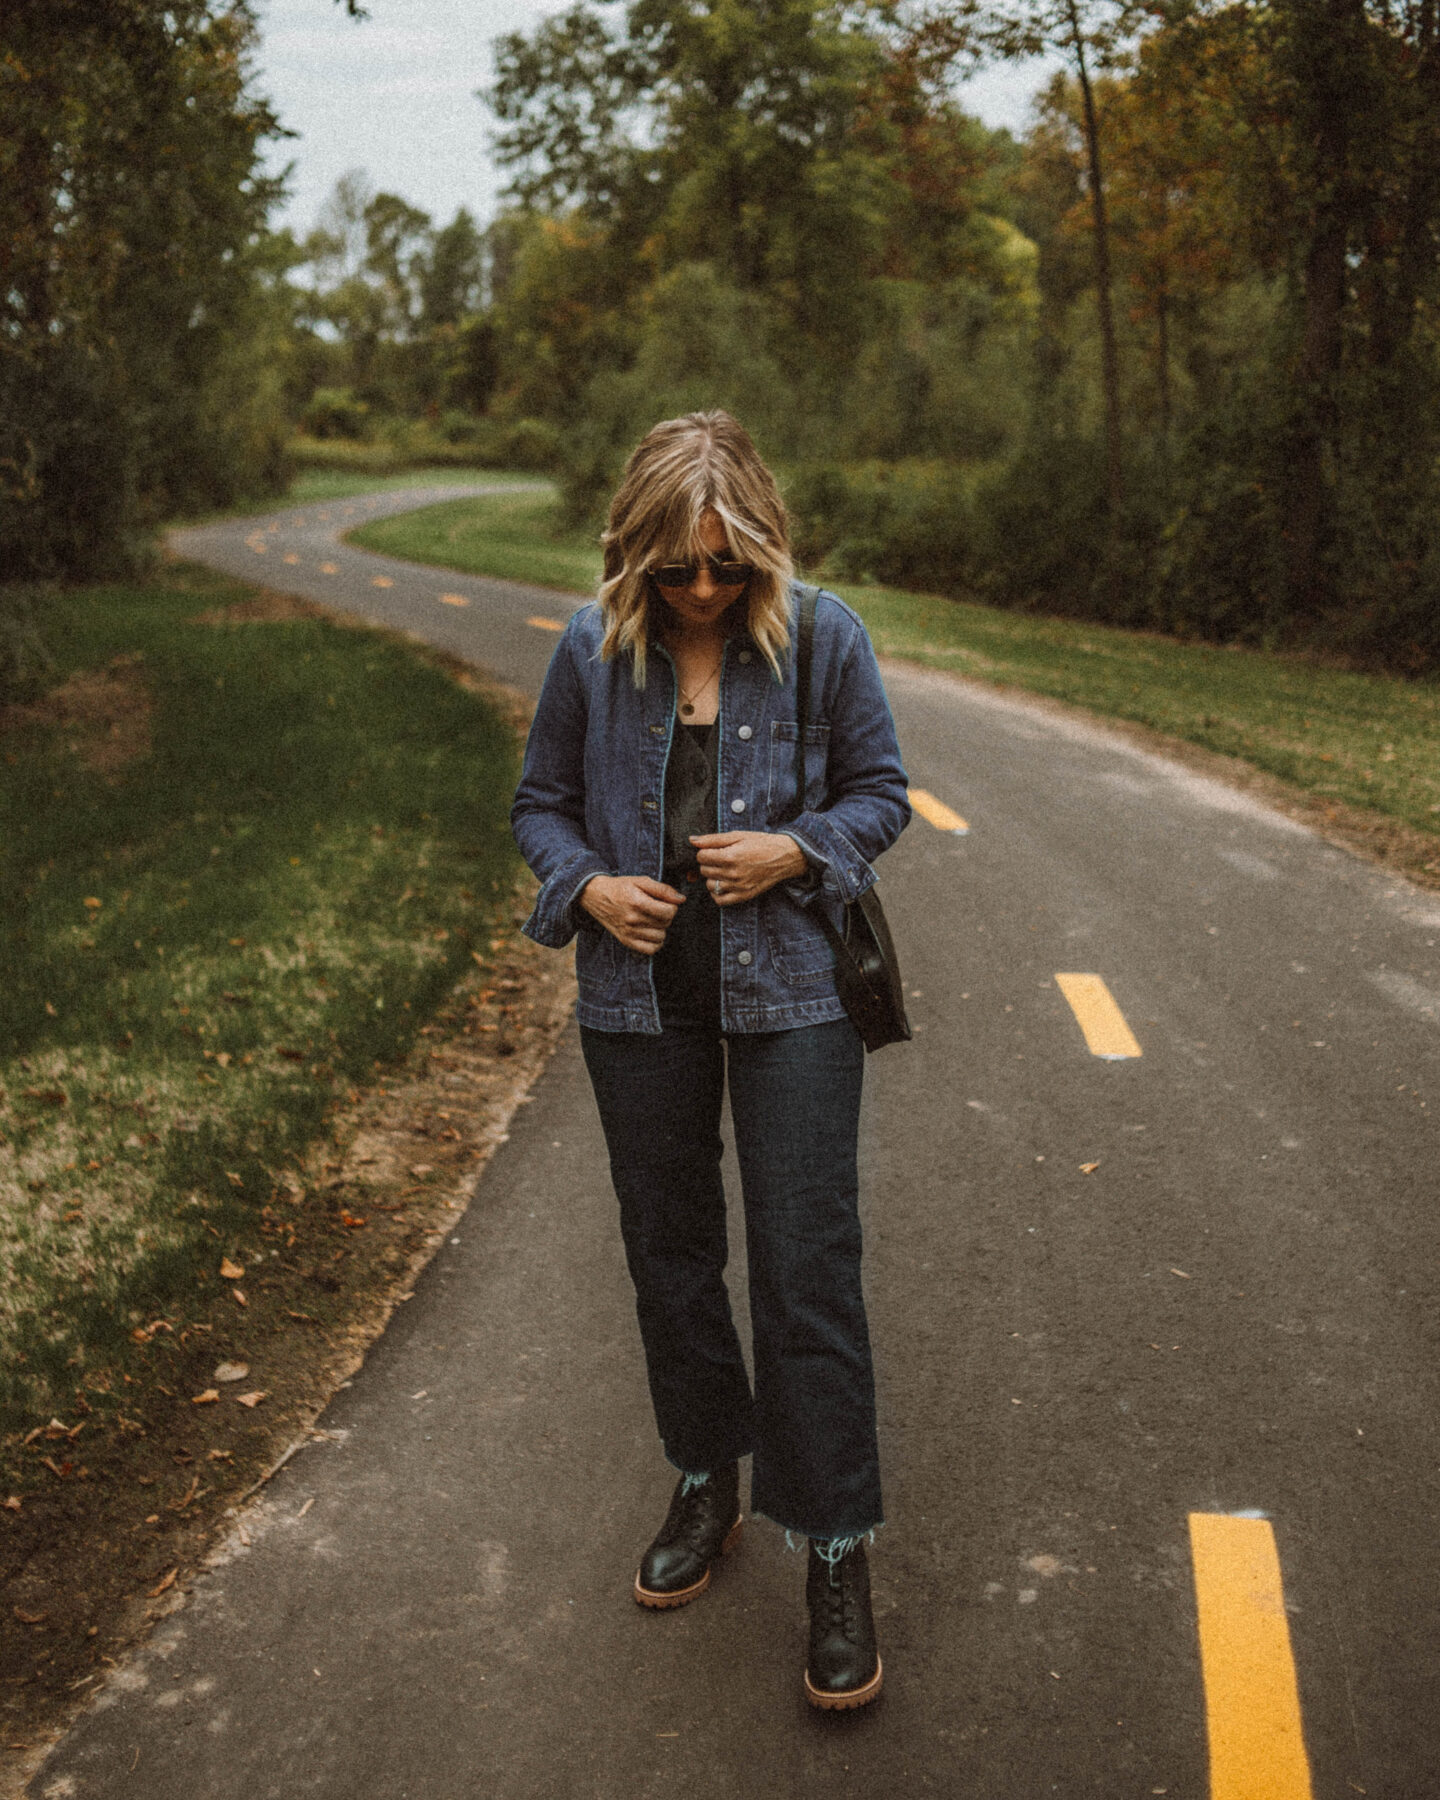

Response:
(1054, 973), (1142, 1059)
(439, 593), (470, 607)
(1189, 1514), (1314, 1800)
(527, 615), (565, 632)
(909, 788), (969, 833)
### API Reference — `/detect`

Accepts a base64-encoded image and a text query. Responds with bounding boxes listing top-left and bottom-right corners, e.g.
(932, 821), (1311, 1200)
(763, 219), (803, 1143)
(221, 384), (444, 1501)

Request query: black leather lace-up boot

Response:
(633, 1462), (743, 1609)
(804, 1536), (883, 1709)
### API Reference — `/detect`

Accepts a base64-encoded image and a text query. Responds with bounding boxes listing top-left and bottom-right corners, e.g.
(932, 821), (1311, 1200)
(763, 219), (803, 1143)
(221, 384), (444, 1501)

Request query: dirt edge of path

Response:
(1, 602), (577, 1798)
(886, 658), (1440, 895)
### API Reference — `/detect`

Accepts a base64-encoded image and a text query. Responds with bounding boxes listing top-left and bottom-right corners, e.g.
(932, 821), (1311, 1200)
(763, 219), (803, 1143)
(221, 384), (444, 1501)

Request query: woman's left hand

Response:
(691, 831), (809, 905)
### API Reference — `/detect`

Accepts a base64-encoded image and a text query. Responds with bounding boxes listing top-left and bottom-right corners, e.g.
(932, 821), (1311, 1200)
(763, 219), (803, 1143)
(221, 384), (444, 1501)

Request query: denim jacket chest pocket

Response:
(766, 719), (831, 822)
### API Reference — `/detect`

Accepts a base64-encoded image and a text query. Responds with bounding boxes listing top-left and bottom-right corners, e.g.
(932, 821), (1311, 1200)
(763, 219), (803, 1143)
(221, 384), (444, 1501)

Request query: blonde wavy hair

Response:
(598, 411), (794, 686)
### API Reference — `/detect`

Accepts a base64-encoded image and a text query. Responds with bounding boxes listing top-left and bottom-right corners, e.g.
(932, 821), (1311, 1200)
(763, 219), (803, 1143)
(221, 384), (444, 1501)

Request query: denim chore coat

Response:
(510, 583), (911, 1034)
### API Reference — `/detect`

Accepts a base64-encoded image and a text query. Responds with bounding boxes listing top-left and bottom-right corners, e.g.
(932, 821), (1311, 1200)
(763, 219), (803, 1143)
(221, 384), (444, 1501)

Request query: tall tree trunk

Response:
(1067, 0), (1123, 513)
(1283, 0), (1361, 614)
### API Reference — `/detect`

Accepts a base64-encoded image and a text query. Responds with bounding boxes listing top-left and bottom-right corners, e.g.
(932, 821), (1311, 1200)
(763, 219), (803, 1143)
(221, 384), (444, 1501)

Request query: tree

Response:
(911, 0), (1148, 510)
(1136, 0), (1440, 620)
(0, 0), (291, 577)
(487, 0), (900, 365)
(422, 210), (487, 328)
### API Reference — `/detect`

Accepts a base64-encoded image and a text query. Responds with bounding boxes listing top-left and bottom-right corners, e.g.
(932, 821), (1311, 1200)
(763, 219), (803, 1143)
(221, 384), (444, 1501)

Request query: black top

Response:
(652, 722), (721, 1029)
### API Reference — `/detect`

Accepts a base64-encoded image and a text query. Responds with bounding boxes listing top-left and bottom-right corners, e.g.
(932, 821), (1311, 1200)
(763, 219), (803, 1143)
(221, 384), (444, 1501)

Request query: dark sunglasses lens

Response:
(650, 559), (754, 589)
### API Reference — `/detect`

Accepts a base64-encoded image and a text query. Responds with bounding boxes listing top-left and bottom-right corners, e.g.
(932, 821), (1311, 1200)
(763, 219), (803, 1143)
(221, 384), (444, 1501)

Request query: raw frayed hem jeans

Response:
(579, 1016), (883, 1541)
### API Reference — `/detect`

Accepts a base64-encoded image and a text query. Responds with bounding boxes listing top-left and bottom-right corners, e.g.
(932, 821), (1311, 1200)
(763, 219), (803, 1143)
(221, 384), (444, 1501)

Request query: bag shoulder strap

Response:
(789, 583), (818, 821)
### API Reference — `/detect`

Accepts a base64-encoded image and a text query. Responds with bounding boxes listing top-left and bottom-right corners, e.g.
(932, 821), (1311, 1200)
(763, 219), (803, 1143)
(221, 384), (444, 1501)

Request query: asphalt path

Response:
(32, 489), (1440, 1797)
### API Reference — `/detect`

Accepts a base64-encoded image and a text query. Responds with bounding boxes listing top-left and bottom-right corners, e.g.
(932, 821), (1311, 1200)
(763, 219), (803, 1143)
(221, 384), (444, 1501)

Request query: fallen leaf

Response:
(191, 1389), (220, 1406)
(3, 1497), (21, 1511)
(225, 1170), (244, 1188)
(1079, 1162), (1100, 1175)
(13, 1608), (46, 1625)
(1169, 1267), (1192, 1279)
(234, 1391), (268, 1409)
(340, 1211), (367, 1229)
(147, 1568), (178, 1598)
(40, 1457), (72, 1478)
(208, 1449), (233, 1462)
(215, 1052), (232, 1068)
(169, 1476), (199, 1511)
(408, 1164), (433, 1179)
(231, 1287), (247, 1307)
(83, 896), (102, 910)
(213, 1362), (249, 1383)
(22, 1086), (67, 1106)
(219, 1257), (244, 1280)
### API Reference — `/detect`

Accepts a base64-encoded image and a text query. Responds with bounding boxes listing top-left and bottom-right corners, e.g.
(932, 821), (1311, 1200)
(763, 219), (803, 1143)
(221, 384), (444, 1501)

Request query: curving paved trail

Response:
(31, 488), (1440, 1797)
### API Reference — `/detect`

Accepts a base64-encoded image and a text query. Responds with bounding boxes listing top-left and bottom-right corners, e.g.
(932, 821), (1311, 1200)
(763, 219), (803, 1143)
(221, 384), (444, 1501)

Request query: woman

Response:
(511, 411), (909, 1709)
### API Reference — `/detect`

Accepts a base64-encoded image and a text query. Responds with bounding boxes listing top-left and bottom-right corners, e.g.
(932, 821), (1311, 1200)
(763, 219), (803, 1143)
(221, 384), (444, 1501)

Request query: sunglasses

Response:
(649, 555), (754, 590)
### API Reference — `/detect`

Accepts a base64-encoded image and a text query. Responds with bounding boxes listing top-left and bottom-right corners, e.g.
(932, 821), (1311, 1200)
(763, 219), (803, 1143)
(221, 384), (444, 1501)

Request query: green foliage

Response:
(0, 2), (293, 579)
(787, 461), (980, 592)
(301, 388), (374, 443)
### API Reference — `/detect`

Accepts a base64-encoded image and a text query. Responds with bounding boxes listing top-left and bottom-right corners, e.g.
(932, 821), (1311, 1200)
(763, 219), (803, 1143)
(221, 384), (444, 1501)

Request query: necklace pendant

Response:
(680, 702), (694, 716)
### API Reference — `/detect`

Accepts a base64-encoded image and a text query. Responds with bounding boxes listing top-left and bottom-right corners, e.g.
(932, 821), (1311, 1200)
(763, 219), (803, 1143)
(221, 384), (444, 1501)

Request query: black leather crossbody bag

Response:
(784, 585), (912, 1054)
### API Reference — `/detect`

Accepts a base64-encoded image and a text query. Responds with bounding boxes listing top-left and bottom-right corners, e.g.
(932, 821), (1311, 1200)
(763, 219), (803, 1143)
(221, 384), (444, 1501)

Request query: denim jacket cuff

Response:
(781, 814), (876, 905)
(524, 851), (613, 949)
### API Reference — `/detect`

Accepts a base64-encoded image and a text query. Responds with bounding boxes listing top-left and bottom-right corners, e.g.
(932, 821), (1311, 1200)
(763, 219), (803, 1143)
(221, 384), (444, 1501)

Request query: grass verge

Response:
(0, 560), (523, 1441)
(349, 483), (602, 594)
(170, 465), (544, 528)
(352, 488), (1440, 862)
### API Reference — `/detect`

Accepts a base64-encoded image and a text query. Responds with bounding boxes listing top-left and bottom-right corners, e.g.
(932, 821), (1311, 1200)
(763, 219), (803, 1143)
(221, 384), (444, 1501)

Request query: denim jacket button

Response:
(737, 950), (753, 966)
(738, 650), (752, 664)
(737, 725), (752, 740)
(731, 798), (746, 814)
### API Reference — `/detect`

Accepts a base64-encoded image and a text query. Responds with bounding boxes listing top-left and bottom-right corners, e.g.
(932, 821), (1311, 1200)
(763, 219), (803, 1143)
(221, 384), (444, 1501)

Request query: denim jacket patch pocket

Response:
(762, 890), (838, 986)
(766, 720), (831, 821)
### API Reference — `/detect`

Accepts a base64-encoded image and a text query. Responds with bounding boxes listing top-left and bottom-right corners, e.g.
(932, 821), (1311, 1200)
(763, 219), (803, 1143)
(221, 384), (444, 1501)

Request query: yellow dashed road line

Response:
(909, 788), (969, 833)
(527, 616), (565, 632)
(1189, 1513), (1314, 1800)
(440, 593), (470, 608)
(1054, 973), (1142, 1059)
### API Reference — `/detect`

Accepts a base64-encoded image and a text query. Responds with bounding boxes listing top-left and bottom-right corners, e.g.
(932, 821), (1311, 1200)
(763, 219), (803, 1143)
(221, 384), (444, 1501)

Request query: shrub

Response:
(787, 461), (978, 593)
(301, 387), (373, 442)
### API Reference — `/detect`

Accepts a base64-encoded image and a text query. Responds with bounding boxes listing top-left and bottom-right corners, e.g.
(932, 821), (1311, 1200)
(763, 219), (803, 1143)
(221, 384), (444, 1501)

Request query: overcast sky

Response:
(256, 0), (1057, 236)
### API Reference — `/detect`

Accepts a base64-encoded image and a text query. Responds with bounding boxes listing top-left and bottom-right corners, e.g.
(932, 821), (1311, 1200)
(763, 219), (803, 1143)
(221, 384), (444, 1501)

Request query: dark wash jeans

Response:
(579, 1017), (883, 1541)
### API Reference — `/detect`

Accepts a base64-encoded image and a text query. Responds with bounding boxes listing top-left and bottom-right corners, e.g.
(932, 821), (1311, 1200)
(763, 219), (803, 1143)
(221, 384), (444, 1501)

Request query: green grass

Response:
(350, 483), (600, 594)
(170, 465), (545, 528)
(352, 489), (1440, 848)
(0, 562), (522, 1429)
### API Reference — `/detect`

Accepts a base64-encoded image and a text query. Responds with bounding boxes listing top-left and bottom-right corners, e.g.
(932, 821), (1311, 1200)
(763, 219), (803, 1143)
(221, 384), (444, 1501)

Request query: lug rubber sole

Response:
(804, 1653), (884, 1711)
(633, 1516), (743, 1609)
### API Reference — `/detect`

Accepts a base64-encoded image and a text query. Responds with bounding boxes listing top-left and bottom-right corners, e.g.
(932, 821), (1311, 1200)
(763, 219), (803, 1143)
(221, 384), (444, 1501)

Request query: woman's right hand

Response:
(579, 874), (686, 955)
